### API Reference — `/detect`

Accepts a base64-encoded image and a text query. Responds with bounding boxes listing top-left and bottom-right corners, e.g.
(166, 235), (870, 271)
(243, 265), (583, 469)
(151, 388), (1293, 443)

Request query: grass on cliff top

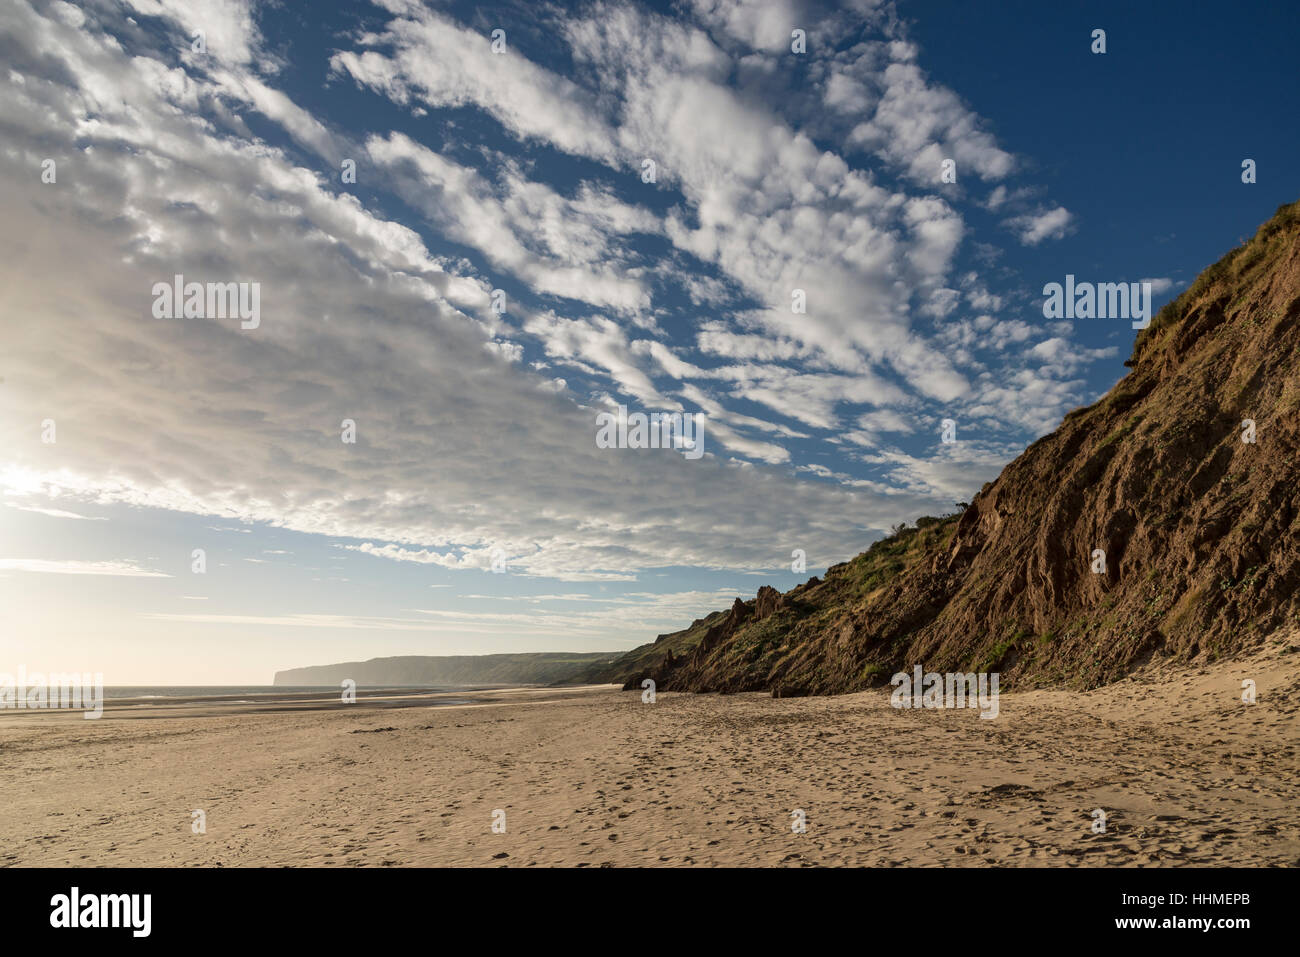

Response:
(1139, 199), (1300, 346)
(581, 510), (965, 687)
(838, 512), (961, 600)
(694, 512), (965, 678)
(565, 610), (724, 685)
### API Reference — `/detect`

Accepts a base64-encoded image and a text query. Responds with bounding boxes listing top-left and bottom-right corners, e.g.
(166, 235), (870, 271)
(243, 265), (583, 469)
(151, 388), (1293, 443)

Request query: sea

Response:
(99, 685), (446, 700)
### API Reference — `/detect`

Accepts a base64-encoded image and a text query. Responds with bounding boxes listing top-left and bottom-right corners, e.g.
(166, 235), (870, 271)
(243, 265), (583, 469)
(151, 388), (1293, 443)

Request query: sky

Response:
(1, 0), (1296, 684)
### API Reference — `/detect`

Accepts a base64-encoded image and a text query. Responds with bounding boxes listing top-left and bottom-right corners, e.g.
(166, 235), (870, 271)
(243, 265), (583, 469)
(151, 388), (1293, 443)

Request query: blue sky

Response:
(1, 0), (1296, 683)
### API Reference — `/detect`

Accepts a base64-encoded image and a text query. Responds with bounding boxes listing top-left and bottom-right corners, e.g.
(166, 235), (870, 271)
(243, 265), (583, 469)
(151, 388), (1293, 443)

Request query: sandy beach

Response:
(1, 647), (1297, 867)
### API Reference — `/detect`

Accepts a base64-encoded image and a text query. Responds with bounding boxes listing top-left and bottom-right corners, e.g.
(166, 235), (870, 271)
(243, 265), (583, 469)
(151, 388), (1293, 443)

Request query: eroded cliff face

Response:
(619, 201), (1300, 695)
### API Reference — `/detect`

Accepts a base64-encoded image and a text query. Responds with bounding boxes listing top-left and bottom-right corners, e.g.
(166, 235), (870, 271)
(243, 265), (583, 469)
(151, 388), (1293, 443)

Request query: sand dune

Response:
(1, 647), (1297, 867)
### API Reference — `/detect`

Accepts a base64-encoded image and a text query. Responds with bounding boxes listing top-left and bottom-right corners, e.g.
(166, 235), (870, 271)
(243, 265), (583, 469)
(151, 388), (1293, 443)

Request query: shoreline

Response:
(0, 684), (619, 723)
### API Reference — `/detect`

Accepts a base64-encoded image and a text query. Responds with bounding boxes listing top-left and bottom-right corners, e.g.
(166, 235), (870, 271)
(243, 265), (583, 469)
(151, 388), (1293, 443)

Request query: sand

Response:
(1, 646), (1297, 867)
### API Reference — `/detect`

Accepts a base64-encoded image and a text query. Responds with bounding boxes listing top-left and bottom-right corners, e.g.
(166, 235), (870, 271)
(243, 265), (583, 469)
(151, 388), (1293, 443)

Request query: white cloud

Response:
(1141, 276), (1177, 295)
(1005, 205), (1074, 245)
(124, 0), (263, 67)
(328, 3), (617, 162)
(0, 0), (1106, 595)
(0, 559), (170, 577)
(5, 503), (106, 520)
(845, 61), (1015, 184)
